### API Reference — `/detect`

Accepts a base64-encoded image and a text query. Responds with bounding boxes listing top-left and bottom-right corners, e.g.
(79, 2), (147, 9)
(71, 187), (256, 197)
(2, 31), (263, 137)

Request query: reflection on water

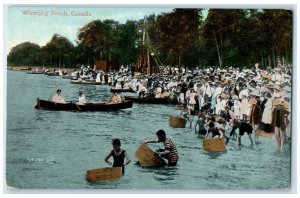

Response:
(6, 71), (291, 190)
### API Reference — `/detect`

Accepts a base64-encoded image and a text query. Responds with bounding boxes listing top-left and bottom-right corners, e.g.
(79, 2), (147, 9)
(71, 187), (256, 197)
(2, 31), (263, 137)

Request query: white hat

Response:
(250, 91), (260, 97)
(273, 92), (281, 98)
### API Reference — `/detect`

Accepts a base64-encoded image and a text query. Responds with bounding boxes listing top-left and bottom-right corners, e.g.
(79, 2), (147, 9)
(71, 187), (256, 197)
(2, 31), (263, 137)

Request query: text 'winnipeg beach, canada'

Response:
(21, 10), (92, 17)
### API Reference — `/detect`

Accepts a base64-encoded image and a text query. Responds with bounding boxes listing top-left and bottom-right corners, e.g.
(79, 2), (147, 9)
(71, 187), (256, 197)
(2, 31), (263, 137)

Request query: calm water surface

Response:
(6, 70), (291, 190)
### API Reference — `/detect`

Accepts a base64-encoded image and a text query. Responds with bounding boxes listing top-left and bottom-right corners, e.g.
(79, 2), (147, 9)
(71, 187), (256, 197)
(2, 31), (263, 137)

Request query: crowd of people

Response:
(52, 62), (292, 171)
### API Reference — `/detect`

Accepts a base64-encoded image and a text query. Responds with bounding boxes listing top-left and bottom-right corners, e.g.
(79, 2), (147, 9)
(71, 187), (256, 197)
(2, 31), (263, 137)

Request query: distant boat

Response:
(70, 80), (102, 85)
(34, 98), (133, 111)
(124, 96), (177, 105)
(26, 71), (44, 74)
(110, 88), (135, 93)
(44, 72), (59, 76)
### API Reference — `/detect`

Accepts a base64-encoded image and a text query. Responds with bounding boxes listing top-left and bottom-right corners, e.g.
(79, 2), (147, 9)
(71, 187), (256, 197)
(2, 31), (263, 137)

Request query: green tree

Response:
(42, 34), (75, 67)
(156, 9), (202, 67)
(7, 42), (42, 66)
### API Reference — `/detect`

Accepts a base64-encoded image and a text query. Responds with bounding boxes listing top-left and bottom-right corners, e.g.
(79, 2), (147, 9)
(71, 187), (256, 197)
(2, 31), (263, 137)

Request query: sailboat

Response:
(135, 17), (160, 75)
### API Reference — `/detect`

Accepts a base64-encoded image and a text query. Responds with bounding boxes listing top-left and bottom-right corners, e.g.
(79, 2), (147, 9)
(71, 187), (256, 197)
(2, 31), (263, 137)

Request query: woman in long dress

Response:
(261, 93), (273, 131)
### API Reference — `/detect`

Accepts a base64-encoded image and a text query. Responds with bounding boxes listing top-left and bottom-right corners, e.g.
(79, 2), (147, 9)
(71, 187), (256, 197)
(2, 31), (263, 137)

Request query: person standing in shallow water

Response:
(144, 129), (179, 166)
(104, 139), (131, 174)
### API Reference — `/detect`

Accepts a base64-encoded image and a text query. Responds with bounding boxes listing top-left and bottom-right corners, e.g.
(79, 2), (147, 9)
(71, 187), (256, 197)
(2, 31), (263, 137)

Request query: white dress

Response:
(234, 100), (241, 118)
(261, 99), (272, 124)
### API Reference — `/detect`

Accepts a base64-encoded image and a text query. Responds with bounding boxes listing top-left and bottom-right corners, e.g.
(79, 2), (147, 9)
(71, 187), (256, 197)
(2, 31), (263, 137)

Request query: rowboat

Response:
(124, 96), (177, 105)
(110, 88), (135, 93)
(44, 72), (59, 76)
(135, 143), (165, 167)
(203, 138), (226, 152)
(255, 130), (274, 138)
(86, 167), (122, 182)
(70, 80), (102, 85)
(26, 71), (44, 74)
(34, 98), (133, 111)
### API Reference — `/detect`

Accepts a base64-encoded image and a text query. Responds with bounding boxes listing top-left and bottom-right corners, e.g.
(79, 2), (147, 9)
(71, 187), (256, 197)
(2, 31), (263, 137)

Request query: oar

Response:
(75, 103), (82, 111)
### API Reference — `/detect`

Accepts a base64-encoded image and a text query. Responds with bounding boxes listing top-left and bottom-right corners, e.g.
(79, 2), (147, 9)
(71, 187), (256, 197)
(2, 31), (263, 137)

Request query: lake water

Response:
(5, 70), (291, 190)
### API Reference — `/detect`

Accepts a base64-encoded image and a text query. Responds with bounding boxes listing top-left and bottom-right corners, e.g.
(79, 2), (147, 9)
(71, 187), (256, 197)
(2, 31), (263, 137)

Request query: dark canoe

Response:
(26, 71), (44, 74)
(62, 75), (78, 80)
(124, 96), (177, 105)
(110, 88), (135, 93)
(70, 80), (102, 85)
(34, 98), (133, 111)
(44, 72), (59, 76)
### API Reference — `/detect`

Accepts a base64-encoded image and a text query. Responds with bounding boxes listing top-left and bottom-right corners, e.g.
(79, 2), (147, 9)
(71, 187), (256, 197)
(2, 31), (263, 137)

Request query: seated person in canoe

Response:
(52, 89), (66, 103)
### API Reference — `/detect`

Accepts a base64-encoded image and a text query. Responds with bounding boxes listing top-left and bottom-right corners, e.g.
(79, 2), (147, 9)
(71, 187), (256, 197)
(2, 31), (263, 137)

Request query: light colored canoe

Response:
(203, 138), (226, 152)
(256, 130), (274, 138)
(169, 116), (187, 128)
(135, 143), (165, 167)
(86, 167), (122, 182)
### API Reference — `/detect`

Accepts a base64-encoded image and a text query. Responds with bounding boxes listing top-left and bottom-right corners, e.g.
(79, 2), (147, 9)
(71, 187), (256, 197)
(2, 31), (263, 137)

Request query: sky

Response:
(6, 6), (176, 53)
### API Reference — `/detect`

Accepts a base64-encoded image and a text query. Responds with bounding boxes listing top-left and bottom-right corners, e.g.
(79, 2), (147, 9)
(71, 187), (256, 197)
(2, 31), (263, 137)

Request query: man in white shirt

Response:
(78, 91), (86, 105)
(52, 89), (66, 103)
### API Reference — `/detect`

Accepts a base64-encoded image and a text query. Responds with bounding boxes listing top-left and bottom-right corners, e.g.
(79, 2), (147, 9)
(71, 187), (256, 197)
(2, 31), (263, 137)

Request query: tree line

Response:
(7, 9), (292, 69)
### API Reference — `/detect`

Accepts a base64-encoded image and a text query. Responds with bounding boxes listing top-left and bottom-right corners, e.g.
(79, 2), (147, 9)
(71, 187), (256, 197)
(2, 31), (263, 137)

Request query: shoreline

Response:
(7, 66), (78, 75)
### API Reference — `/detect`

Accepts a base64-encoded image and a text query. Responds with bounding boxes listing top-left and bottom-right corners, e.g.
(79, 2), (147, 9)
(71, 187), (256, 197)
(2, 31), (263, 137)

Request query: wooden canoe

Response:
(203, 138), (226, 152)
(26, 71), (44, 74)
(86, 167), (122, 182)
(34, 98), (133, 111)
(255, 130), (274, 138)
(111, 88), (135, 93)
(44, 72), (59, 76)
(70, 80), (102, 85)
(124, 96), (177, 105)
(135, 143), (165, 167)
(169, 116), (186, 128)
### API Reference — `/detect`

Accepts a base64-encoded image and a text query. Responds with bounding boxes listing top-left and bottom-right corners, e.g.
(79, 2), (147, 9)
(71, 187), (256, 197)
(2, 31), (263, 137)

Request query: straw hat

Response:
(272, 98), (281, 106)
(249, 98), (257, 105)
(273, 92), (281, 98)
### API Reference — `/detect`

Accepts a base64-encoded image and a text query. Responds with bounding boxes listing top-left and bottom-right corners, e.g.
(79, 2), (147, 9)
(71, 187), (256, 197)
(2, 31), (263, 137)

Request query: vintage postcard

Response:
(4, 4), (294, 192)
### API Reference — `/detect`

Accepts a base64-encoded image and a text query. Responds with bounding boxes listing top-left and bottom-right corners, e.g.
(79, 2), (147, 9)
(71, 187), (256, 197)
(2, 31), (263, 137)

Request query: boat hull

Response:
(124, 96), (177, 105)
(35, 98), (133, 111)
(70, 80), (102, 85)
(110, 88), (135, 93)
